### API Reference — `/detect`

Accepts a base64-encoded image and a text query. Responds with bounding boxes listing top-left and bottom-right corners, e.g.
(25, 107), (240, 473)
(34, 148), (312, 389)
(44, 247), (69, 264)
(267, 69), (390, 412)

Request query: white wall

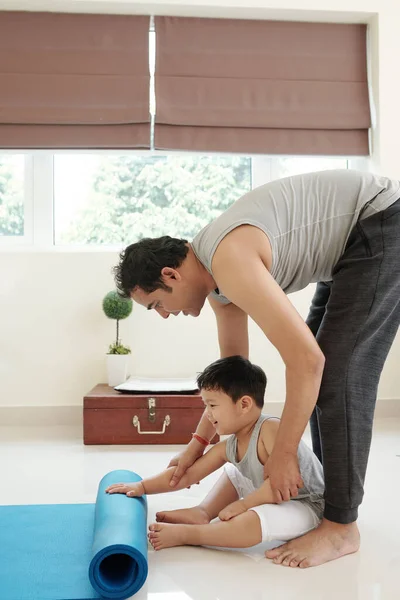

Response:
(1, 250), (399, 409)
(1, 0), (400, 410)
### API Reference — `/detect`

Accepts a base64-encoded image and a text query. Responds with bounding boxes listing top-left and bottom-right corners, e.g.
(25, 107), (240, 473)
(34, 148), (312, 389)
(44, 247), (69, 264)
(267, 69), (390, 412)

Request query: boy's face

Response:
(201, 388), (248, 435)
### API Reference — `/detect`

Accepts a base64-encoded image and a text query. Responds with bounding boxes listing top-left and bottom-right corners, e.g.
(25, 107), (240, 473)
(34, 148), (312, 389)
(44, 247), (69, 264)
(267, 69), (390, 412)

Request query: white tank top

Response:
(192, 169), (400, 303)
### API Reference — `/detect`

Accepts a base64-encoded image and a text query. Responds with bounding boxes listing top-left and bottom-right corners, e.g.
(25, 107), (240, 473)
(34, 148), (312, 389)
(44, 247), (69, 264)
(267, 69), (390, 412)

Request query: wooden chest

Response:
(83, 384), (219, 445)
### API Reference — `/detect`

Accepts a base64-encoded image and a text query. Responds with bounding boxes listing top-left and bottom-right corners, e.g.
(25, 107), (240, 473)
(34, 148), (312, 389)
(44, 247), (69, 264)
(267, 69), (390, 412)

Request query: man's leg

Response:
(156, 470), (239, 524)
(306, 281), (332, 463)
(267, 198), (400, 567)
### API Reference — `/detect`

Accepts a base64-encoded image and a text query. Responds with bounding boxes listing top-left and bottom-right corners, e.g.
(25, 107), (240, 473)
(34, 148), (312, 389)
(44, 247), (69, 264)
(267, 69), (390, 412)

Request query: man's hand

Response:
(263, 451), (303, 503)
(218, 499), (247, 521)
(167, 441), (204, 488)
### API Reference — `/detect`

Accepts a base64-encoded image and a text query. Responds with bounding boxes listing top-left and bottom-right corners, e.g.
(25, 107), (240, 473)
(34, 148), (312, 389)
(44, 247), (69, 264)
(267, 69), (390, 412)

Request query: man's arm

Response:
(185, 298), (250, 455)
(208, 295), (249, 359)
(212, 226), (325, 501)
(192, 409), (217, 446)
(169, 296), (249, 488)
(212, 226), (324, 452)
(106, 441), (228, 496)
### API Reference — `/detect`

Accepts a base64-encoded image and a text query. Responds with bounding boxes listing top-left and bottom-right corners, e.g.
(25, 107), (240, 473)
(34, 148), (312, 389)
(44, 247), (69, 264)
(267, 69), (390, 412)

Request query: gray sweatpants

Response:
(306, 197), (400, 524)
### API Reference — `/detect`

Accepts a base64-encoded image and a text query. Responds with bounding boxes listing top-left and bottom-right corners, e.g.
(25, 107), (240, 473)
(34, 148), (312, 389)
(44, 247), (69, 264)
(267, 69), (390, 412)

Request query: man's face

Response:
(131, 268), (207, 319)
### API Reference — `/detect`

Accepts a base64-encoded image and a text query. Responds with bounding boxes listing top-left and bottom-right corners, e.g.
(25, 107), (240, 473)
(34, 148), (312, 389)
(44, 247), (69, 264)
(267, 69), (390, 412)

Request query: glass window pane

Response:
(273, 157), (348, 179)
(54, 155), (252, 245)
(0, 155), (25, 237)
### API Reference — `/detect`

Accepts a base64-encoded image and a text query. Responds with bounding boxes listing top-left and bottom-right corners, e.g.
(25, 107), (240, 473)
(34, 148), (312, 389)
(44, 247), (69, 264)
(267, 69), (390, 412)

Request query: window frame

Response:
(0, 152), (34, 246)
(0, 150), (365, 251)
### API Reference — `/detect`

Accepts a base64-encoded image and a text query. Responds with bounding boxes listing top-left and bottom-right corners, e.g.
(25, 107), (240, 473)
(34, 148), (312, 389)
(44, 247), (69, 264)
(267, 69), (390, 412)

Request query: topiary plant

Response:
(102, 290), (133, 355)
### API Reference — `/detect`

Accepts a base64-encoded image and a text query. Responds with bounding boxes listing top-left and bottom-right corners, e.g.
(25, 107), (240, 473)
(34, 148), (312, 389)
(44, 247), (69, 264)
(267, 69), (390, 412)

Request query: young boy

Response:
(106, 356), (324, 555)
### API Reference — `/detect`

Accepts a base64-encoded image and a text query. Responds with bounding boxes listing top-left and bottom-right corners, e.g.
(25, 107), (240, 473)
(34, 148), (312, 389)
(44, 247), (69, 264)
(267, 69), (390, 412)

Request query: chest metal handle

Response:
(132, 414), (171, 434)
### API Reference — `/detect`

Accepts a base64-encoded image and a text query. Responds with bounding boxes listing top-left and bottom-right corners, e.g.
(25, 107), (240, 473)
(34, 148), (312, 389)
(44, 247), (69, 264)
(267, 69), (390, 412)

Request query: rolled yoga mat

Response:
(0, 470), (148, 600)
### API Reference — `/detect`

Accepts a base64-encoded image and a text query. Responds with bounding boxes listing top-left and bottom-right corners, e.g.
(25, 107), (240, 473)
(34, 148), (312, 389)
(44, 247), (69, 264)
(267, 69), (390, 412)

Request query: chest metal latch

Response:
(148, 397), (156, 423)
(132, 397), (171, 435)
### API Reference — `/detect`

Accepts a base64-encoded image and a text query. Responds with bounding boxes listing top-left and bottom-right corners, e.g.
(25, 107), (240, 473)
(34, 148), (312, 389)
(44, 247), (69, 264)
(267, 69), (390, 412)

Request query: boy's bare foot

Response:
(265, 519), (360, 568)
(148, 522), (189, 550)
(156, 506), (210, 525)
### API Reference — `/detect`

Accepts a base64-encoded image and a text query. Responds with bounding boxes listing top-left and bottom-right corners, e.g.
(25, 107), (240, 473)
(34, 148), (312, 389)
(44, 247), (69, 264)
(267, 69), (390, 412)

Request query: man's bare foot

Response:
(156, 506), (210, 525)
(148, 522), (189, 550)
(265, 519), (360, 568)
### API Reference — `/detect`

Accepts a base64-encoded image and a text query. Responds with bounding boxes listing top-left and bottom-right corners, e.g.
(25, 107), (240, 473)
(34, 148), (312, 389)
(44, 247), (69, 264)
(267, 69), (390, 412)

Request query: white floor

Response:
(1, 418), (400, 600)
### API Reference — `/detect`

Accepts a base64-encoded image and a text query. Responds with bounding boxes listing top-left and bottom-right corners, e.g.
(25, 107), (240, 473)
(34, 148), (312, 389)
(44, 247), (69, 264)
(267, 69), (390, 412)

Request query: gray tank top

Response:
(225, 414), (325, 518)
(192, 169), (400, 303)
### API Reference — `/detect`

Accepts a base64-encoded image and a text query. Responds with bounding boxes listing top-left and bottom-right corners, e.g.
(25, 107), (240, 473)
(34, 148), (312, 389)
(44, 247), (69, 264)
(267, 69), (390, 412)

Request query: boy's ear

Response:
(239, 395), (253, 412)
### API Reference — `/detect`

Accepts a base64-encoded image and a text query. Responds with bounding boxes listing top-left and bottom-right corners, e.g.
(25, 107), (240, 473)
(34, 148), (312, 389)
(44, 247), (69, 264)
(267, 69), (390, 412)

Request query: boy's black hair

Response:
(197, 356), (266, 409)
(113, 236), (189, 298)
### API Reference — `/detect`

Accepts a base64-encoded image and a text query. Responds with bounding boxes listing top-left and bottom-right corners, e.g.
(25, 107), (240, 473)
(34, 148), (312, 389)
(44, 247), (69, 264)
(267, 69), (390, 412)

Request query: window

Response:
(0, 21), (361, 249)
(0, 155), (30, 241)
(53, 154), (252, 245)
(270, 157), (348, 180)
(0, 153), (355, 248)
(52, 154), (350, 246)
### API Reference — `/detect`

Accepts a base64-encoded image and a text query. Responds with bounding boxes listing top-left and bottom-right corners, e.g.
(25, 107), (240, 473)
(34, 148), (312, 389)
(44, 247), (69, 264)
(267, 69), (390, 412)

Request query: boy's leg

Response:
(199, 470), (240, 518)
(156, 470), (239, 524)
(150, 511), (262, 550)
(149, 499), (318, 551)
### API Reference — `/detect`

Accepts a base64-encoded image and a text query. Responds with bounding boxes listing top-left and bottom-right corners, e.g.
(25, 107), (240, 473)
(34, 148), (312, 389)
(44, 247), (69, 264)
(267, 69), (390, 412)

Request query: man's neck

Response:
(187, 243), (216, 295)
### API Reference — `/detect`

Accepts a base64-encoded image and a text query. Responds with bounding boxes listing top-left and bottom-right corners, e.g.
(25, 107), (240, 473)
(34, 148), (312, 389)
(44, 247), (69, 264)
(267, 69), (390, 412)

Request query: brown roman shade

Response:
(0, 11), (150, 149)
(154, 17), (371, 155)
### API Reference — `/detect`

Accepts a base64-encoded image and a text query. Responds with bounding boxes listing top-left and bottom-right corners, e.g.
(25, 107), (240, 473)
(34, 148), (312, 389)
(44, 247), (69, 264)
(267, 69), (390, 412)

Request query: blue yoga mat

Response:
(0, 470), (148, 600)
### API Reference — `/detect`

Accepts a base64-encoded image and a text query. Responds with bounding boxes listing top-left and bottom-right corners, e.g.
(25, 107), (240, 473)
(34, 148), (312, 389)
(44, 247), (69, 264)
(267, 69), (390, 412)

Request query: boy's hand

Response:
(264, 451), (303, 503)
(105, 481), (145, 497)
(218, 500), (247, 521)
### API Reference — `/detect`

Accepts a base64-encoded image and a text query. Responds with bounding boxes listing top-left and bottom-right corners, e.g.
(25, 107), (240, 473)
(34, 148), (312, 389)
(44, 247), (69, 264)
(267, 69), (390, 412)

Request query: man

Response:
(113, 169), (400, 568)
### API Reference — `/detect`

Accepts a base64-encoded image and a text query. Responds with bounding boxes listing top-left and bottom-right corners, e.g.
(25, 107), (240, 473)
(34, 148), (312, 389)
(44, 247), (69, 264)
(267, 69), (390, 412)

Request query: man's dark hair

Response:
(113, 236), (189, 298)
(197, 356), (267, 409)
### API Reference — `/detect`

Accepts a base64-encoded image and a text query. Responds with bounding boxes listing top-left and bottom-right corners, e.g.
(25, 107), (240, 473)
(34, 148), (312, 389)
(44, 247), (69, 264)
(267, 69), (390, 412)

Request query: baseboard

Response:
(0, 398), (399, 428)
(373, 398), (400, 418)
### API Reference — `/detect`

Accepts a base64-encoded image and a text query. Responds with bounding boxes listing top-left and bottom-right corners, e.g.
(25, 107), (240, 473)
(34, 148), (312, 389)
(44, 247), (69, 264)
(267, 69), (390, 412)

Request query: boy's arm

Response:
(243, 418), (305, 509)
(242, 478), (276, 509)
(148, 440), (227, 493)
(106, 440), (227, 497)
(218, 421), (279, 520)
(179, 439), (228, 488)
(218, 477), (276, 520)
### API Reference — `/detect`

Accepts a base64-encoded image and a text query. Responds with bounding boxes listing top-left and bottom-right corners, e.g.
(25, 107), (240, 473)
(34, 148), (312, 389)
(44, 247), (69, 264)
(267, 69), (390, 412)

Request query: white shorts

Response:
(224, 463), (320, 543)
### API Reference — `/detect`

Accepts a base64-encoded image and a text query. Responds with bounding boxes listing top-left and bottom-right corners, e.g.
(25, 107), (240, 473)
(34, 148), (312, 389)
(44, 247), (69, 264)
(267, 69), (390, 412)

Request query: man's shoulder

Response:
(216, 224), (265, 250)
(213, 224), (273, 272)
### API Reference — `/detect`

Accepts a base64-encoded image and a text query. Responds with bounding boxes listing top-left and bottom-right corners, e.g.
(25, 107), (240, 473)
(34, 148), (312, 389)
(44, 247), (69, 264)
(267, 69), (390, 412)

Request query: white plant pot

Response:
(106, 354), (130, 387)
